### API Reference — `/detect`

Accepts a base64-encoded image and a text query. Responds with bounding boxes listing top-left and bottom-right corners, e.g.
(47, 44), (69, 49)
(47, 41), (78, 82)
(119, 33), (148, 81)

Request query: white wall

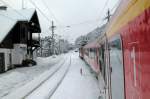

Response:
(32, 49), (37, 60)
(12, 44), (27, 65)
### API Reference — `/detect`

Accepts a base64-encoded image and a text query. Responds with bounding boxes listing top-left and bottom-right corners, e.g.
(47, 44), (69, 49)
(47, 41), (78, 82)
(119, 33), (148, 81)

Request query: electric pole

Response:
(104, 9), (111, 22)
(51, 21), (56, 55)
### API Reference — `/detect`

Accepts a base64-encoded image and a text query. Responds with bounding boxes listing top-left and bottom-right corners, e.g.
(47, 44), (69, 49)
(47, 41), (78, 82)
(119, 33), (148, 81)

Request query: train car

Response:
(79, 36), (107, 78)
(82, 40), (101, 74)
(106, 0), (150, 99)
(80, 0), (150, 99)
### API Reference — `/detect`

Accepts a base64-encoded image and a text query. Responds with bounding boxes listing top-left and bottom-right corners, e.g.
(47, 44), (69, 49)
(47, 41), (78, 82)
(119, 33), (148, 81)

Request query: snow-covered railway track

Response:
(47, 56), (71, 99)
(3, 55), (71, 99)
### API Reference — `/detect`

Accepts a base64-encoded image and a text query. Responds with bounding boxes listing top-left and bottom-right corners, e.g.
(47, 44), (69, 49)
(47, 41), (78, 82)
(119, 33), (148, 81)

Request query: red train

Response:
(79, 0), (150, 99)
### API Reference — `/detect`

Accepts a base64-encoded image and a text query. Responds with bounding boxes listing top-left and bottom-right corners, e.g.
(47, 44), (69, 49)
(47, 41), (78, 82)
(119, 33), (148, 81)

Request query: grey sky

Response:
(0, 0), (120, 43)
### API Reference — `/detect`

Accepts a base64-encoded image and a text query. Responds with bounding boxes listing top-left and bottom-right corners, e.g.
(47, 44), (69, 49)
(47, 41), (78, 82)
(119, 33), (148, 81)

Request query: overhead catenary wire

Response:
(28, 0), (65, 36)
(0, 0), (121, 32)
(42, 0), (61, 25)
(59, 0), (111, 28)
(0, 0), (28, 19)
(1, 0), (54, 31)
(0, 0), (43, 30)
(29, 0), (93, 28)
(0, 13), (16, 21)
(29, 0), (117, 28)
(66, 0), (121, 27)
(37, 0), (120, 30)
(30, 0), (111, 28)
(93, 0), (121, 27)
(0, 0), (63, 39)
(61, 0), (120, 33)
(29, 0), (51, 23)
(110, 0), (121, 12)
(95, 0), (110, 25)
(55, 0), (110, 28)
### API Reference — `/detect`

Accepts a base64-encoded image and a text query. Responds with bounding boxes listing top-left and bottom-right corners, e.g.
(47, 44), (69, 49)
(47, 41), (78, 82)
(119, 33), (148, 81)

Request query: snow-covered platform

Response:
(50, 52), (101, 99)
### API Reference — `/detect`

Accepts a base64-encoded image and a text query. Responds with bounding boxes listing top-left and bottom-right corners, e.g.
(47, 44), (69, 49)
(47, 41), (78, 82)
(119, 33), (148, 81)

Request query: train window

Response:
(109, 36), (125, 99)
(109, 38), (121, 50)
(89, 48), (93, 58)
(89, 48), (97, 59)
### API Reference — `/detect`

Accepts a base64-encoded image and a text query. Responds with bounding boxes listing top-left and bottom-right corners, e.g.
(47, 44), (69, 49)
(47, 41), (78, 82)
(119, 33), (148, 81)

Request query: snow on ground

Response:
(0, 54), (64, 98)
(0, 52), (102, 99)
(51, 52), (100, 99)
(26, 55), (71, 99)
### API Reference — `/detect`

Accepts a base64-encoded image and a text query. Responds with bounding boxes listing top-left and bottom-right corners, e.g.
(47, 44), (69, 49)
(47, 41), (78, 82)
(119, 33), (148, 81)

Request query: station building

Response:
(0, 7), (41, 72)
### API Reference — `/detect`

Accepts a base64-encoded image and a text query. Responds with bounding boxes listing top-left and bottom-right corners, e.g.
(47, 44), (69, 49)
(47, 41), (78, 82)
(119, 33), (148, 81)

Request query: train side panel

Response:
(79, 47), (84, 59)
(120, 7), (150, 99)
(83, 48), (100, 73)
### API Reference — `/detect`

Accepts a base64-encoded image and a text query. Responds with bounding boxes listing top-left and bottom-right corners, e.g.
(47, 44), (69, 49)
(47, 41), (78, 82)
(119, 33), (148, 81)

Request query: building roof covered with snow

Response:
(0, 8), (41, 43)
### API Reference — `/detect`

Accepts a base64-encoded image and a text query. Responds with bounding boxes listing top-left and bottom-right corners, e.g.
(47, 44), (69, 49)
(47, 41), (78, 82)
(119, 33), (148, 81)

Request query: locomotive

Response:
(79, 0), (150, 99)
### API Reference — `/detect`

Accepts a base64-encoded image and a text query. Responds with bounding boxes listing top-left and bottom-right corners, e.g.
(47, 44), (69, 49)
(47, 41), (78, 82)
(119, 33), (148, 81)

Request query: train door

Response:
(0, 53), (5, 73)
(109, 35), (125, 99)
(127, 42), (141, 99)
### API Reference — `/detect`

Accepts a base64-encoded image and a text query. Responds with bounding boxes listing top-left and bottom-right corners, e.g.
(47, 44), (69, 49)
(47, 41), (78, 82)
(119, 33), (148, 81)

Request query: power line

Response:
(1, 0), (121, 32)
(0, 0), (27, 19)
(29, 0), (115, 29)
(30, 0), (110, 28)
(94, 0), (121, 27)
(29, 0), (51, 22)
(42, 0), (61, 25)
(55, 0), (111, 28)
(110, 0), (121, 12)
(0, 13), (16, 21)
(48, 0), (120, 28)
(0, 0), (42, 30)
(65, 19), (98, 27)
(0, 0), (63, 37)
(65, 0), (111, 28)
(96, 0), (110, 21)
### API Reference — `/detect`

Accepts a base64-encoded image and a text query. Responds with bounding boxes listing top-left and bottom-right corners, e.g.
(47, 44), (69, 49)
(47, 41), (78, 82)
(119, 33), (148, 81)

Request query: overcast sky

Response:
(0, 0), (120, 43)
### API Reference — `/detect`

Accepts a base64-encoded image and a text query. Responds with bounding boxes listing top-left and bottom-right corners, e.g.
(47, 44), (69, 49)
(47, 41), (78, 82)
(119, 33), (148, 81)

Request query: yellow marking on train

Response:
(106, 0), (150, 38)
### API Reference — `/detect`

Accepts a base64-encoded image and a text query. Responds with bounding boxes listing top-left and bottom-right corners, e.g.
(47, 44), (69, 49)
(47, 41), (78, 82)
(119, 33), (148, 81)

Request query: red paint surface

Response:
(120, 7), (150, 99)
(79, 6), (150, 99)
(82, 48), (100, 73)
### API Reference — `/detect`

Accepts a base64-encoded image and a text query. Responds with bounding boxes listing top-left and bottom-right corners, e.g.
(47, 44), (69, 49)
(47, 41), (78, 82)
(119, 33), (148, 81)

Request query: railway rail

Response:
(3, 55), (71, 99)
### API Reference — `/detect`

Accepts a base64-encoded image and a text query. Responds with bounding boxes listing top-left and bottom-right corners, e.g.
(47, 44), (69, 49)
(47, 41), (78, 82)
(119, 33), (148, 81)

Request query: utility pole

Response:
(51, 21), (56, 55)
(104, 9), (111, 22)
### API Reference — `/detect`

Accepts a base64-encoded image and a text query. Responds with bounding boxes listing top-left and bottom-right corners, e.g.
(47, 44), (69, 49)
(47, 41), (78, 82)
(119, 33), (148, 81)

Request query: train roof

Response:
(106, 0), (150, 38)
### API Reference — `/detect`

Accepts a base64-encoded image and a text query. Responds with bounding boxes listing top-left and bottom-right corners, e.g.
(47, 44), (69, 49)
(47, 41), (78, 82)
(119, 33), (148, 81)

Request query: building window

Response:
(89, 48), (96, 59)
